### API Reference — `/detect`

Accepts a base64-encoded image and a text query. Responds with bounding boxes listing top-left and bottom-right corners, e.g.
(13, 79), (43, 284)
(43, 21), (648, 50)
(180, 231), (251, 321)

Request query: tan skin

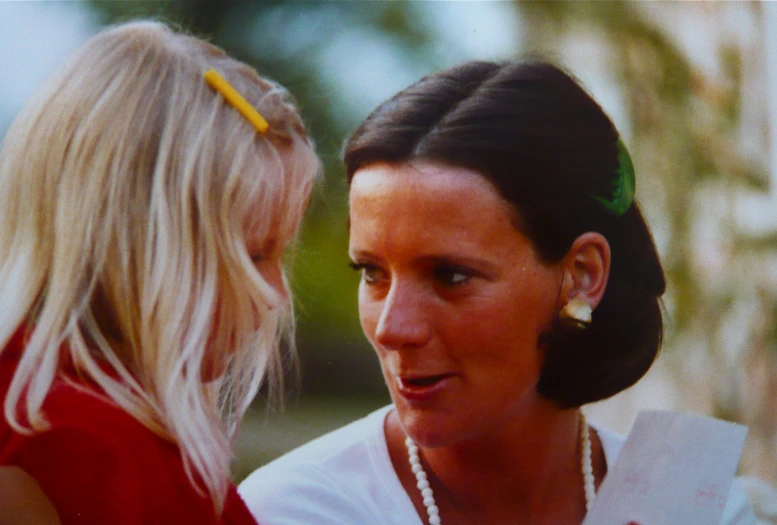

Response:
(0, 467), (61, 525)
(349, 161), (611, 524)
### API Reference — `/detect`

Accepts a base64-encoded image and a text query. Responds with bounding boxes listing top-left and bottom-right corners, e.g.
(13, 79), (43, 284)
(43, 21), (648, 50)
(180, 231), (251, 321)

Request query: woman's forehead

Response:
(352, 160), (495, 193)
(348, 162), (533, 261)
(350, 161), (513, 218)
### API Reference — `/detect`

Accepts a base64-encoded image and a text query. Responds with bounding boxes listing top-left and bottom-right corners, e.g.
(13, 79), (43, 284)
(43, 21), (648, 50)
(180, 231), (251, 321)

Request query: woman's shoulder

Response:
(244, 404), (392, 474)
(238, 405), (407, 525)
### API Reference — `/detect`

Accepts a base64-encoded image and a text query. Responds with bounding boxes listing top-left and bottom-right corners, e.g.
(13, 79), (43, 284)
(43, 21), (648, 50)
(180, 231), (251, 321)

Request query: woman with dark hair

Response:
(239, 60), (755, 524)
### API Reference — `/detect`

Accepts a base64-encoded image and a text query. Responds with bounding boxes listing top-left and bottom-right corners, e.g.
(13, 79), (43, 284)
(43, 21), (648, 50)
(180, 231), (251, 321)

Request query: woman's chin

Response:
(394, 406), (459, 449)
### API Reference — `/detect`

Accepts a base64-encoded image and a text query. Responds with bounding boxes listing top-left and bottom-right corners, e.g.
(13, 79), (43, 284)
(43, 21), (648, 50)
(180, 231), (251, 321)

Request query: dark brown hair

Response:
(342, 60), (666, 408)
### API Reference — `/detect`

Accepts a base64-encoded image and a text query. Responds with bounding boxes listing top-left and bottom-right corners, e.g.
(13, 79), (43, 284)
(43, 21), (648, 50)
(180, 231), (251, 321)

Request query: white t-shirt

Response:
(239, 405), (756, 525)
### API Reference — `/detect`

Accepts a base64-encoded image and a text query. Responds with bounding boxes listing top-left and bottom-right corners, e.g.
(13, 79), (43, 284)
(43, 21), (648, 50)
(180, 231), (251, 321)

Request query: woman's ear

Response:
(559, 232), (611, 310)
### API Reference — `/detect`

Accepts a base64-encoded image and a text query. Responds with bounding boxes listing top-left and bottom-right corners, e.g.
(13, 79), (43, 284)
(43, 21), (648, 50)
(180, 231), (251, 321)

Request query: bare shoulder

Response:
(0, 466), (61, 525)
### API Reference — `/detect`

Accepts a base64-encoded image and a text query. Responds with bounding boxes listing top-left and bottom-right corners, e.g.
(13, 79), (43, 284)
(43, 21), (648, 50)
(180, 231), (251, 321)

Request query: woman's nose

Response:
(374, 280), (431, 350)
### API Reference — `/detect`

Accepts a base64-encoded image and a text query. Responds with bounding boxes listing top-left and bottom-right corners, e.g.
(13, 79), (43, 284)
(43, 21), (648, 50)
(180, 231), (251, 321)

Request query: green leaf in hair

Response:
(595, 138), (635, 215)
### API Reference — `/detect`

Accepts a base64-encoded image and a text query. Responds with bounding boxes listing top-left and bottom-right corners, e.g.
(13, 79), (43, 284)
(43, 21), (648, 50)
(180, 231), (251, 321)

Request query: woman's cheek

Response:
(358, 286), (376, 329)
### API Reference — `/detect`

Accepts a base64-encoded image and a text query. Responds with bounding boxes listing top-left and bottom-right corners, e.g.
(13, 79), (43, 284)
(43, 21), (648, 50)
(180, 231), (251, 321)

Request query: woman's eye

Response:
(434, 266), (471, 286)
(349, 262), (386, 284)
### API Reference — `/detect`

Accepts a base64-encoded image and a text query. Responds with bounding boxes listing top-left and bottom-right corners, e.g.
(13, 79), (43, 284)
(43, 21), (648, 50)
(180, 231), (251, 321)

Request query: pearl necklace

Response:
(404, 413), (596, 525)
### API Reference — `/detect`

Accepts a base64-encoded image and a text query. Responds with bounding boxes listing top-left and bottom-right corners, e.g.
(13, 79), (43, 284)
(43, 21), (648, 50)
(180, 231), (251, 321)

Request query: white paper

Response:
(582, 410), (748, 525)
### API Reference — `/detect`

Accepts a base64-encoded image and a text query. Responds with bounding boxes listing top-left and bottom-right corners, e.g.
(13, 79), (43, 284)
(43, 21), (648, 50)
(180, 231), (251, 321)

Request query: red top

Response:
(0, 328), (258, 525)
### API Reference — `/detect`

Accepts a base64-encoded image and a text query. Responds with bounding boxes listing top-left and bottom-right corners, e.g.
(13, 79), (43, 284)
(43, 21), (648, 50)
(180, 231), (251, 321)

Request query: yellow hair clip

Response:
(204, 69), (269, 134)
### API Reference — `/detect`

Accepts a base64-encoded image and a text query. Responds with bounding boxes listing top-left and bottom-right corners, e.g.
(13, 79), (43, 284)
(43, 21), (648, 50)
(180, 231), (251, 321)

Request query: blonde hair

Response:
(0, 21), (319, 512)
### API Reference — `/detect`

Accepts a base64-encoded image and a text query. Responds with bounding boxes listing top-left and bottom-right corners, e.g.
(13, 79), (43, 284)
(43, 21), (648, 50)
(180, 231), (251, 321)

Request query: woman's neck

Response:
(385, 405), (604, 525)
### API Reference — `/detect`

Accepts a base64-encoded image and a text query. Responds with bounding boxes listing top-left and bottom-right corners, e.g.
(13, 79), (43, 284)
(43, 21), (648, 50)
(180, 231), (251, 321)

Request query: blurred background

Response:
(1, 0), (776, 486)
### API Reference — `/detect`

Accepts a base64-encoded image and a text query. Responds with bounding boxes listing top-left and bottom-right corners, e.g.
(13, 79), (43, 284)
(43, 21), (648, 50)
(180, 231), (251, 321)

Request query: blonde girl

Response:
(0, 20), (319, 524)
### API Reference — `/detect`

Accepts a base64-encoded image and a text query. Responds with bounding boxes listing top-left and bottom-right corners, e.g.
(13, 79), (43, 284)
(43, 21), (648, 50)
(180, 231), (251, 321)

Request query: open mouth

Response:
(400, 375), (449, 388)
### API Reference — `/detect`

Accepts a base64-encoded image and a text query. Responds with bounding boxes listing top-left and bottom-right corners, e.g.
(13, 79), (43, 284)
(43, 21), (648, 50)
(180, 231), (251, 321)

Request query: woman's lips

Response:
(395, 374), (453, 401)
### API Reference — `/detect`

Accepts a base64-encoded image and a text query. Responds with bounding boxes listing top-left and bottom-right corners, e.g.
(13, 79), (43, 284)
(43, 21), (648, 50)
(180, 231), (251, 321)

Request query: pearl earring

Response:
(559, 298), (592, 330)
